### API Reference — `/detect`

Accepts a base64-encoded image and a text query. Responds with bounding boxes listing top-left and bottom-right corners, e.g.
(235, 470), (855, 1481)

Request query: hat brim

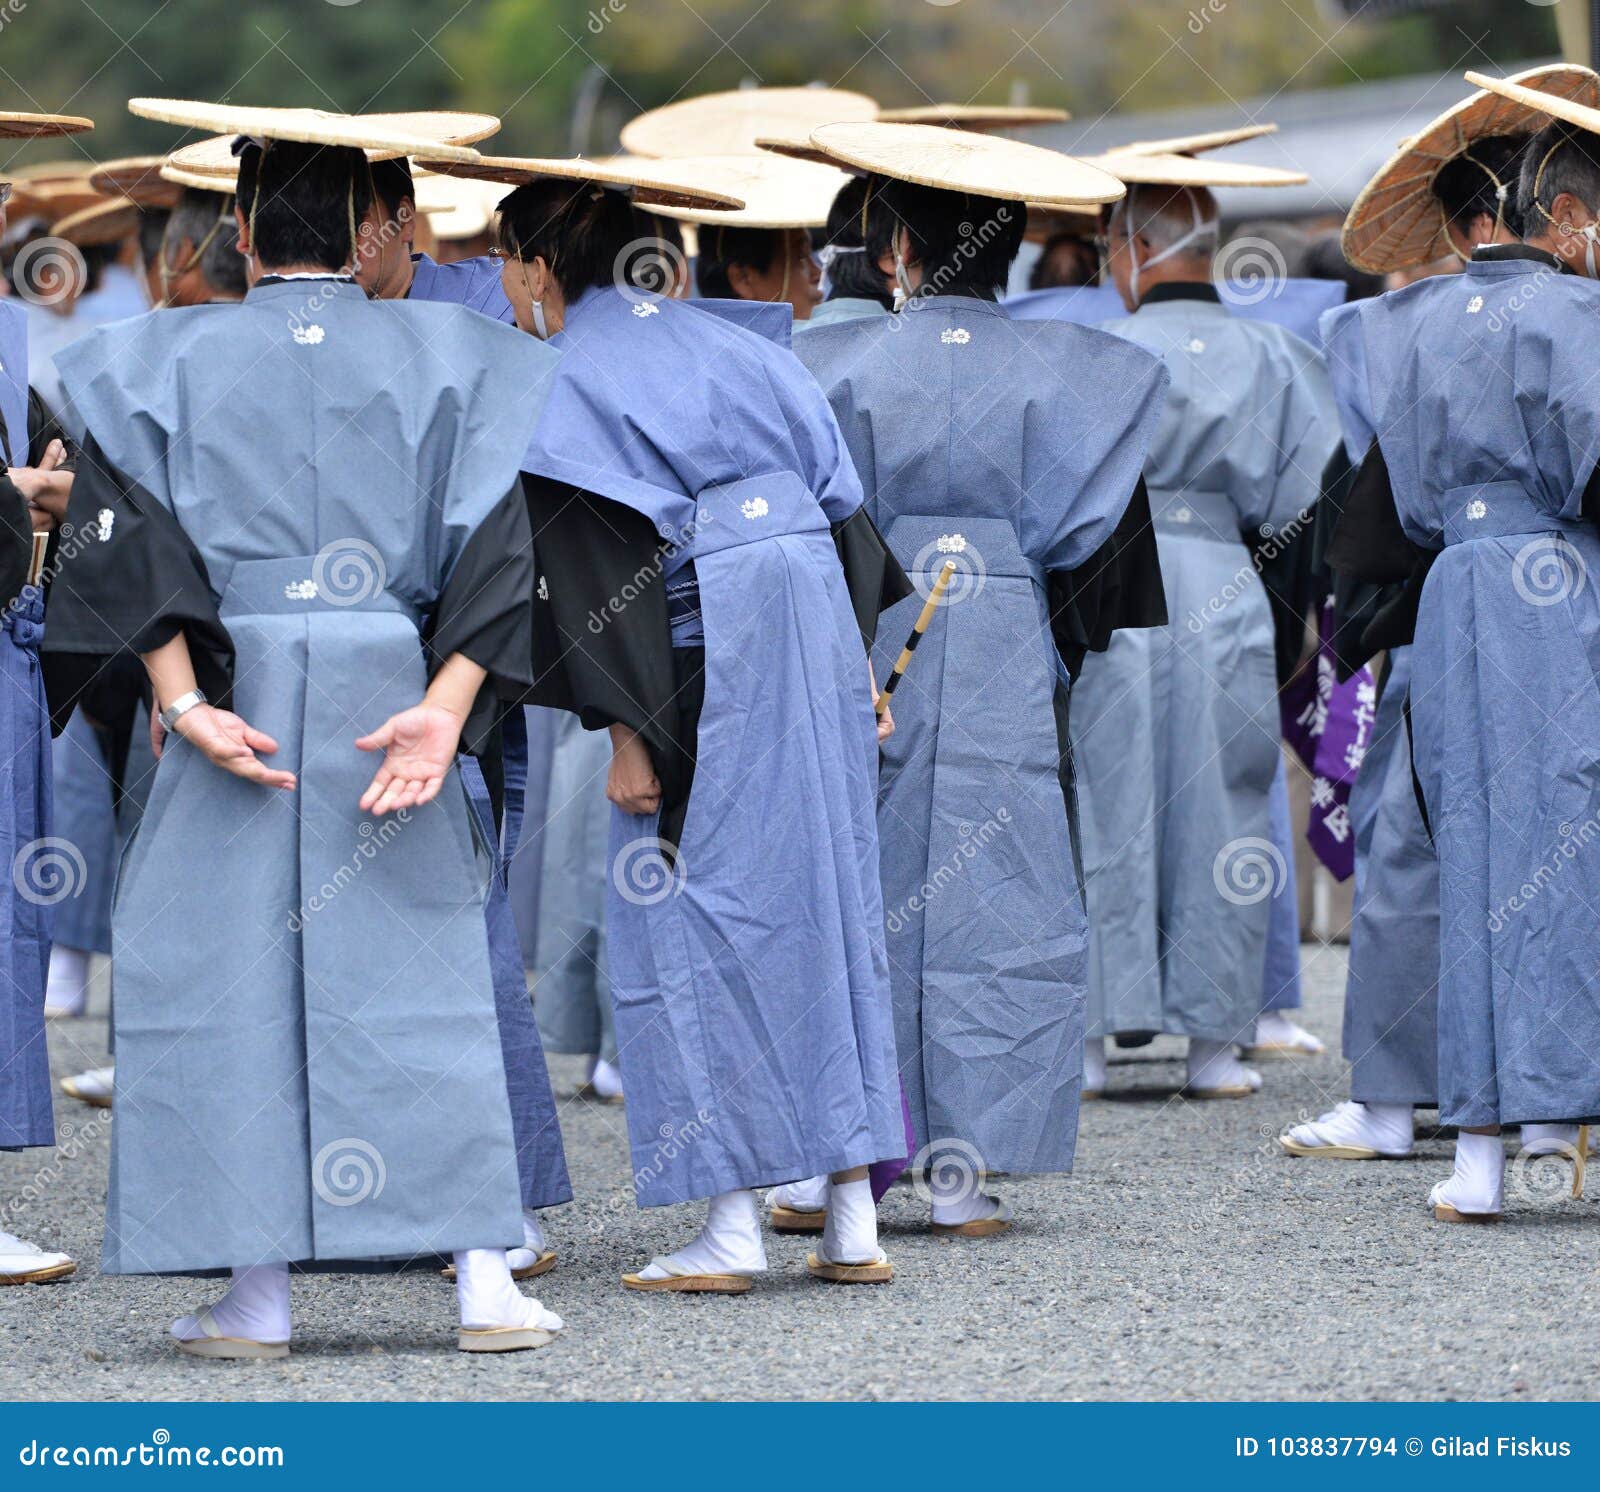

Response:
(875, 104), (1069, 129)
(1025, 202), (1102, 243)
(0, 111), (93, 140)
(620, 87), (878, 159)
(52, 197), (140, 247)
(127, 100), (483, 162)
(89, 155), (179, 204)
(1111, 124), (1278, 157)
(1089, 150), (1306, 188)
(415, 155), (743, 212)
(651, 154), (852, 228)
(1344, 65), (1600, 274)
(801, 121), (1124, 207)
(159, 162), (237, 195)
(168, 112), (499, 176)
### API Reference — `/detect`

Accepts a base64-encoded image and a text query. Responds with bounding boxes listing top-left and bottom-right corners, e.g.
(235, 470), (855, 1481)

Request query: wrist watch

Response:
(158, 688), (207, 732)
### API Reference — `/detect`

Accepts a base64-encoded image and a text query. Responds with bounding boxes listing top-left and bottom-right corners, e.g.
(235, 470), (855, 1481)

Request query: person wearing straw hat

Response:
(797, 175), (895, 335)
(418, 149), (911, 1290)
(41, 103), (569, 1354)
(1073, 158), (1337, 1102)
(1317, 70), (1600, 1221)
(790, 123), (1169, 1233)
(0, 103), (92, 1290)
(1281, 65), (1600, 1167)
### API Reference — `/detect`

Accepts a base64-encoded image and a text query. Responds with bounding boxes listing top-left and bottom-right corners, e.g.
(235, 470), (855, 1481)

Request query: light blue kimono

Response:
(527, 287), (903, 1206)
(798, 295), (1169, 1174)
(1320, 299), (1440, 1106)
(1359, 251), (1600, 1127)
(797, 296), (890, 334)
(1075, 292), (1337, 1043)
(56, 280), (560, 1272)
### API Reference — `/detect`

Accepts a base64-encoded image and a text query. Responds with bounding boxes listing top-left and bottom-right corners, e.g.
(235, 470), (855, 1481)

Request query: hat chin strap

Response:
(1127, 184), (1218, 307)
(1529, 136), (1600, 278)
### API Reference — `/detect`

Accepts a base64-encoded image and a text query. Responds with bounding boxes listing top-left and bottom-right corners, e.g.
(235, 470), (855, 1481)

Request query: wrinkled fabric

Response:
(408, 252), (514, 324)
(56, 280), (558, 1272)
(1076, 298), (1337, 1042)
(798, 294), (1169, 1173)
(46, 712), (114, 954)
(526, 287), (903, 1205)
(797, 296), (889, 334)
(0, 587), (54, 1150)
(1359, 254), (1600, 1126)
(1341, 649), (1439, 1105)
(1006, 278), (1346, 346)
(1261, 758), (1302, 1013)
(531, 710), (614, 1064)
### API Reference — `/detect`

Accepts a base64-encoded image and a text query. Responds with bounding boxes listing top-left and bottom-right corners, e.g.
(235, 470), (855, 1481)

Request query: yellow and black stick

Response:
(875, 559), (957, 716)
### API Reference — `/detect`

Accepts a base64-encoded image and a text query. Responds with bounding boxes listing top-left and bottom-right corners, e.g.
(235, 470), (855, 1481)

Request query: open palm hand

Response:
(356, 703), (465, 815)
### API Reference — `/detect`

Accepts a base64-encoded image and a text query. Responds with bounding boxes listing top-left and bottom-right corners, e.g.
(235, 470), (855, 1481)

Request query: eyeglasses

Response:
(0, 182), (12, 209)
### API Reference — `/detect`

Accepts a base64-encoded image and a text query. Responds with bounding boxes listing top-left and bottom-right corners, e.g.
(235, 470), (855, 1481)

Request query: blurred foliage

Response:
(0, 0), (1563, 167)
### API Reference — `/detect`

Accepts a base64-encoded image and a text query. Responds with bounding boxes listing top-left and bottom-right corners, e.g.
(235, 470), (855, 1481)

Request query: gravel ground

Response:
(4, 944), (1598, 1402)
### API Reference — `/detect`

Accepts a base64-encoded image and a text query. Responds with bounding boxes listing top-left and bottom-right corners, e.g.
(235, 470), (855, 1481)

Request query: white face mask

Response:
(892, 243), (913, 312)
(1122, 186), (1219, 307)
(1578, 219), (1600, 278)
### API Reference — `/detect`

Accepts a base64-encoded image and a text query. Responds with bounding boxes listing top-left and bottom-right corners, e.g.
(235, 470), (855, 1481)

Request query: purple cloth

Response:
(1282, 605), (1376, 881)
(868, 1087), (916, 1202)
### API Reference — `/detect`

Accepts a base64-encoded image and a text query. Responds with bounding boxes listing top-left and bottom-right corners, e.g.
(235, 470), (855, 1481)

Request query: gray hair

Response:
(160, 187), (245, 299)
(1517, 120), (1600, 232)
(1109, 183), (1220, 262)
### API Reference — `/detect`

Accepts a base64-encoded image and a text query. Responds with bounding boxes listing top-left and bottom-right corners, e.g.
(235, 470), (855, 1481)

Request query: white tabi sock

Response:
(507, 1208), (550, 1272)
(586, 1056), (624, 1100)
(454, 1247), (564, 1333)
(1252, 1010), (1326, 1053)
(769, 1175), (828, 1212)
(1519, 1123), (1581, 1158)
(171, 1263), (291, 1346)
(1186, 1037), (1262, 1093)
(820, 1177), (882, 1265)
(1282, 1100), (1413, 1157)
(1082, 1036), (1107, 1093)
(928, 1156), (1005, 1226)
(1429, 1131), (1505, 1216)
(44, 946), (90, 1017)
(634, 1189), (767, 1280)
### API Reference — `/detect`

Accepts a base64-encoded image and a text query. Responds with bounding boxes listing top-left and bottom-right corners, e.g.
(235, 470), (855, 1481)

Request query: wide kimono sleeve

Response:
(0, 473), (30, 607)
(1243, 331), (1340, 535)
(39, 431), (234, 729)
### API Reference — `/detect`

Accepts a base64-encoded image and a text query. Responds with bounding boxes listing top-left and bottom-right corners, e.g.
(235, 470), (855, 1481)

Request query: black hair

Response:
(819, 176), (893, 308)
(495, 177), (638, 296)
(1301, 230), (1384, 303)
(864, 175), (1024, 300)
(136, 205), (172, 269)
(234, 138), (373, 273)
(368, 157), (415, 220)
(626, 205), (687, 295)
(1517, 119), (1600, 234)
(694, 224), (783, 300)
(1028, 230), (1098, 290)
(1434, 133), (1528, 240)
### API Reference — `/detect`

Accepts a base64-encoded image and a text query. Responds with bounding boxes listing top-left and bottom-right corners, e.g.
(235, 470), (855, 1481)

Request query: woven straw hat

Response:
(1342, 64), (1600, 274)
(875, 104), (1068, 129)
(127, 101), (485, 163)
(160, 162), (237, 195)
(798, 121), (1124, 207)
(0, 110), (92, 141)
(411, 172), (504, 238)
(51, 197), (140, 247)
(415, 154), (742, 212)
(89, 155), (181, 206)
(1110, 124), (1278, 157)
(651, 154), (852, 228)
(620, 87), (877, 158)
(167, 111), (499, 178)
(1086, 149), (1305, 188)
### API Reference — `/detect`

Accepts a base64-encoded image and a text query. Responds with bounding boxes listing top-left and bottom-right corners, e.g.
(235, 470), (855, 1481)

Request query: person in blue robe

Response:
(1324, 94), (1600, 1220)
(798, 176), (893, 336)
(355, 156), (571, 1276)
(1279, 117), (1545, 1162)
(463, 160), (911, 1290)
(0, 125), (86, 1283)
(1074, 179), (1337, 1101)
(41, 127), (568, 1354)
(793, 129), (1170, 1232)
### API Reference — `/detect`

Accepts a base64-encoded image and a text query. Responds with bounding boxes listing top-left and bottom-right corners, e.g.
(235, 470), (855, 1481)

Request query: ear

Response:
(398, 199), (417, 252)
(726, 260), (757, 299)
(233, 202), (251, 259)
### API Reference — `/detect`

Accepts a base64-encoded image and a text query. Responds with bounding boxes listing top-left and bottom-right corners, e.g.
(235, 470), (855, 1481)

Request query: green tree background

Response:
(0, 0), (1562, 166)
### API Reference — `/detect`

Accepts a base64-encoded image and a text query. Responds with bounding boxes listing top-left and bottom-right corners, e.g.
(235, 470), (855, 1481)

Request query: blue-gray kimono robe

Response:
(798, 294), (1170, 1175)
(44, 278), (559, 1272)
(523, 286), (908, 1206)
(1319, 299), (1439, 1107)
(1344, 245), (1600, 1127)
(1075, 285), (1336, 1044)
